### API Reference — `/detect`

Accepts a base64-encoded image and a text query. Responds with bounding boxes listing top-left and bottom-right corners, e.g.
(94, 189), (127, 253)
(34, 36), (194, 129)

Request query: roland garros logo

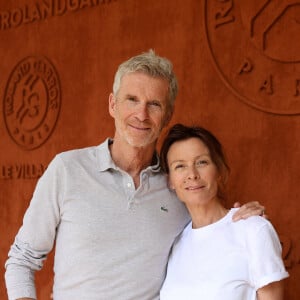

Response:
(204, 0), (300, 115)
(3, 56), (61, 150)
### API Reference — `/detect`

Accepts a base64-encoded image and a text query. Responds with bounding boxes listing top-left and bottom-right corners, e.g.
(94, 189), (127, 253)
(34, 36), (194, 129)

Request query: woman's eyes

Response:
(196, 160), (209, 166)
(173, 160), (209, 170)
(174, 164), (185, 170)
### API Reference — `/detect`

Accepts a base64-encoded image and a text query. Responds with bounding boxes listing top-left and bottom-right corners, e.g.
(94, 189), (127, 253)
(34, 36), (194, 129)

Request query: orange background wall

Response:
(1, 1), (299, 299)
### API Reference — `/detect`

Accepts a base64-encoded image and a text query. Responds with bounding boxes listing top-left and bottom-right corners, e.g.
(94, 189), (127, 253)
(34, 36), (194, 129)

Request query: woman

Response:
(159, 124), (289, 300)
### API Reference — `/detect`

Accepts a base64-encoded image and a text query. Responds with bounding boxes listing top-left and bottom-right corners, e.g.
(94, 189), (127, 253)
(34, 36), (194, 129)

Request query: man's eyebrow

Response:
(124, 94), (136, 98)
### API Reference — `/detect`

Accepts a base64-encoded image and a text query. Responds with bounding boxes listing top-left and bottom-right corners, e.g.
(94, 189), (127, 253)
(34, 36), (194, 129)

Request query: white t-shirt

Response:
(160, 208), (289, 300)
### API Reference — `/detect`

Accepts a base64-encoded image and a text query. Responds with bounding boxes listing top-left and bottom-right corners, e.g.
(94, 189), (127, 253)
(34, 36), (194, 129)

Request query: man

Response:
(5, 50), (265, 300)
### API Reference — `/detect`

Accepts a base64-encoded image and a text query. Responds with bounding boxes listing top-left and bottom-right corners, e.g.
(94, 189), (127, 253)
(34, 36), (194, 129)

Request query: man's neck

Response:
(109, 139), (157, 188)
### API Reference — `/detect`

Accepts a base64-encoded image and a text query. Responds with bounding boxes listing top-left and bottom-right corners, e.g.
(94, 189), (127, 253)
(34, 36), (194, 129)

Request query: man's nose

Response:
(135, 103), (149, 121)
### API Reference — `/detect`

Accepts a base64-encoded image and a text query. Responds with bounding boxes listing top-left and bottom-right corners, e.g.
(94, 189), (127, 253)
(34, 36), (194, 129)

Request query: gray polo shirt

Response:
(5, 139), (190, 300)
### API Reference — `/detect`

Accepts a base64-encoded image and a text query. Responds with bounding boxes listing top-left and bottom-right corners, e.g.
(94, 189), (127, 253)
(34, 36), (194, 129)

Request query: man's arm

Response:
(232, 201), (266, 221)
(5, 242), (43, 300)
(257, 280), (285, 300)
(5, 156), (63, 299)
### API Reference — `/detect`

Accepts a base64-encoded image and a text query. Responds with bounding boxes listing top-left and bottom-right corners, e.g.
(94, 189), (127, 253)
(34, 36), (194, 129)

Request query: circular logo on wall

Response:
(3, 56), (61, 150)
(204, 0), (300, 115)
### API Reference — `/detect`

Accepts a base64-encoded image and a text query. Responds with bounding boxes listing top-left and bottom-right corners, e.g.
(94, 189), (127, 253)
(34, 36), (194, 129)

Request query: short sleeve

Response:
(247, 220), (289, 289)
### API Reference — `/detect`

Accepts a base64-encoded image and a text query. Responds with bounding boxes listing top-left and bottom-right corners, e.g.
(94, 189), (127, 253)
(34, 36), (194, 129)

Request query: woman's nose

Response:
(187, 166), (200, 180)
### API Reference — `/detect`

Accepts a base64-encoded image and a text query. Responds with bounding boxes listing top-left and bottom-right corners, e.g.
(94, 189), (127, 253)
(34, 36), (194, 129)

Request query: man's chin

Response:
(126, 136), (156, 148)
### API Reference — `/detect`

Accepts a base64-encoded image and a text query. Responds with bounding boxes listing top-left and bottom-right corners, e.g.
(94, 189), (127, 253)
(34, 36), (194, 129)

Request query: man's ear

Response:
(108, 93), (116, 118)
(162, 108), (173, 128)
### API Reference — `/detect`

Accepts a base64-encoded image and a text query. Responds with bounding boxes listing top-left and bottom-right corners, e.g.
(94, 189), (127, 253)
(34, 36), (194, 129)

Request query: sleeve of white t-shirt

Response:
(246, 219), (289, 290)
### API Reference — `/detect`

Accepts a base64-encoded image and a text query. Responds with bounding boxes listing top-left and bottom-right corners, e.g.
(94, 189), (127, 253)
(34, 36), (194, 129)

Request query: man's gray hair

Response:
(112, 49), (178, 108)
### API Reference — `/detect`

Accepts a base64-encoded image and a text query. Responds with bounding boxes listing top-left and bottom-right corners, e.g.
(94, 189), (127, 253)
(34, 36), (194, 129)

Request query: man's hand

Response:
(232, 201), (266, 222)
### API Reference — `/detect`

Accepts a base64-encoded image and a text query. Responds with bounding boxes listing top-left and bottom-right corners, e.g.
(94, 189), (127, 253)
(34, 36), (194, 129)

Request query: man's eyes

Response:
(127, 97), (137, 102)
(126, 98), (161, 107)
(149, 101), (161, 107)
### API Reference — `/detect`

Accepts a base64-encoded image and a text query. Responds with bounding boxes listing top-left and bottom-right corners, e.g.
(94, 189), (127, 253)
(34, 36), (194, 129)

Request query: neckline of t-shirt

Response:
(188, 207), (238, 234)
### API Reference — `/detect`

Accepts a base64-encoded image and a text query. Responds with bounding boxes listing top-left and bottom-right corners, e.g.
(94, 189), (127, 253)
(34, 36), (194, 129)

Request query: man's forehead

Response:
(120, 71), (165, 83)
(119, 73), (169, 97)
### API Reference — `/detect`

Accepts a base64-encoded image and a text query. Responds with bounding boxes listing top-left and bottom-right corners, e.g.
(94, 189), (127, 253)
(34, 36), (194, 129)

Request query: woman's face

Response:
(167, 137), (220, 207)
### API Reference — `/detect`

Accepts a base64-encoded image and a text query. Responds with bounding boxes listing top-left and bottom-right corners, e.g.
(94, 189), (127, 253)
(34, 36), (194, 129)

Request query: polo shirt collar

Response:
(96, 138), (161, 173)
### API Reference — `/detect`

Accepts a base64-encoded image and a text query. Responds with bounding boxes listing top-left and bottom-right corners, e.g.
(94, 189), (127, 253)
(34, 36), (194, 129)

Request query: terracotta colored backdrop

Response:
(1, 0), (299, 299)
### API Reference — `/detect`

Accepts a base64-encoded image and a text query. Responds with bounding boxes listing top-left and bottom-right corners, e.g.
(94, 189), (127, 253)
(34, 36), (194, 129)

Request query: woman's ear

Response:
(168, 176), (175, 190)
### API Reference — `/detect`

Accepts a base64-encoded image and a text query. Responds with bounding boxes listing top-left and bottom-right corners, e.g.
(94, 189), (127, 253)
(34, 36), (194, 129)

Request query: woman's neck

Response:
(187, 201), (229, 229)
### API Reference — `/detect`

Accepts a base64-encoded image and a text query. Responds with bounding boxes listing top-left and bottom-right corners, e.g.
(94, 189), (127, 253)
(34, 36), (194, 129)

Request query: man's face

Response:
(109, 72), (172, 148)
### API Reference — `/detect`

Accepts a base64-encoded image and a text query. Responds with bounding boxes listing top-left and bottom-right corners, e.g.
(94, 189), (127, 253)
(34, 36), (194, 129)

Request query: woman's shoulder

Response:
(229, 207), (274, 234)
